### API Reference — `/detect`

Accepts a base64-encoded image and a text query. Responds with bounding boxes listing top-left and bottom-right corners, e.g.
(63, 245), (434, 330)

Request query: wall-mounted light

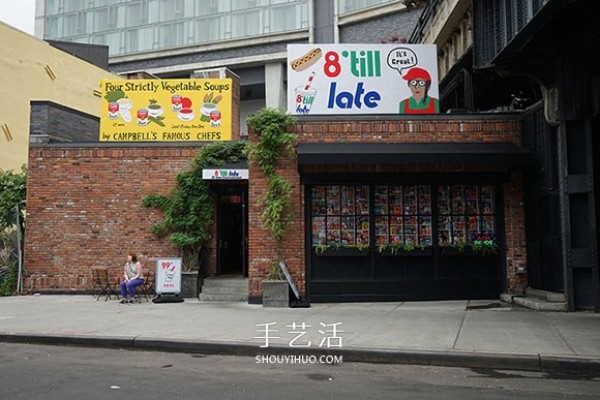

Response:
(2, 124), (13, 141)
(44, 64), (56, 80)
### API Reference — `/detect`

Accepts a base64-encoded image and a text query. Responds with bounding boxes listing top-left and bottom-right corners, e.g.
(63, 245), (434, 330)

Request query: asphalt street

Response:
(1, 343), (599, 400)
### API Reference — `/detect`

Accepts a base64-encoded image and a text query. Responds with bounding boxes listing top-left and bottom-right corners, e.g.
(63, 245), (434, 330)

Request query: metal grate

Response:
(474, 0), (551, 66)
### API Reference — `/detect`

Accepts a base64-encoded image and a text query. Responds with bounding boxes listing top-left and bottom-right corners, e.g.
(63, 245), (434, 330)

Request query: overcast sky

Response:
(0, 0), (35, 34)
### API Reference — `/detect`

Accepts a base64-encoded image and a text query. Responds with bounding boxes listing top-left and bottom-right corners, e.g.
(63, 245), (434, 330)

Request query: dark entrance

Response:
(216, 188), (247, 276)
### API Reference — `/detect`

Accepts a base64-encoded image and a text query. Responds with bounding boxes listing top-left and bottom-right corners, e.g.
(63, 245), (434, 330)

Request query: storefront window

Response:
(311, 185), (370, 246)
(311, 183), (497, 249)
(375, 185), (432, 246)
(437, 185), (495, 245)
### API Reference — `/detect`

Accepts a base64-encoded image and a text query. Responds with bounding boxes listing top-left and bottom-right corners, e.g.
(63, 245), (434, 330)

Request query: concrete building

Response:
(34, 0), (422, 133)
(410, 0), (600, 310)
(0, 22), (118, 171)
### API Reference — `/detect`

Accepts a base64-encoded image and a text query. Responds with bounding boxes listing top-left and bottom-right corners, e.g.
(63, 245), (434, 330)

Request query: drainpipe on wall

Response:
(308, 0), (315, 44)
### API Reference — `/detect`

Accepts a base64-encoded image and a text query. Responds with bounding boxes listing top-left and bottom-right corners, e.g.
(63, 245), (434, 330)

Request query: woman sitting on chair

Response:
(119, 252), (144, 304)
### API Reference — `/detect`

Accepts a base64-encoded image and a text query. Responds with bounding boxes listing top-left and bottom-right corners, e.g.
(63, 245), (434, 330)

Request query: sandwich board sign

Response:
(155, 258), (182, 294)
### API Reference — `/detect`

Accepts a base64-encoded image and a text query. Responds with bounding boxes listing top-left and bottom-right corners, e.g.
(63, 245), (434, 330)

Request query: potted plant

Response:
(470, 233), (499, 257)
(261, 262), (289, 308)
(143, 142), (246, 298)
(440, 234), (499, 257)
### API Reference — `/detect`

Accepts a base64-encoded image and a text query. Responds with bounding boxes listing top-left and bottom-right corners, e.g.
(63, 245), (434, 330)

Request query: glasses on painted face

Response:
(408, 80), (427, 87)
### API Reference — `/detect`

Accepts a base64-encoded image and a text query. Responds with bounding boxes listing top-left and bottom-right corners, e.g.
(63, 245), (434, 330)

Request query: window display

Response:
(366, 184), (431, 246)
(357, 216), (370, 245)
(390, 185), (403, 215)
(310, 183), (495, 250)
(311, 186), (326, 216)
(341, 216), (355, 245)
(326, 185), (340, 215)
(311, 185), (370, 247)
(437, 184), (496, 245)
(356, 185), (370, 215)
(312, 216), (326, 246)
(419, 216), (432, 246)
(390, 216), (403, 244)
(375, 216), (388, 244)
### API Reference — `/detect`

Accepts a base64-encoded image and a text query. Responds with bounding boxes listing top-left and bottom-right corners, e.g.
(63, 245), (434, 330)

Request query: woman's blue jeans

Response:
(120, 278), (144, 298)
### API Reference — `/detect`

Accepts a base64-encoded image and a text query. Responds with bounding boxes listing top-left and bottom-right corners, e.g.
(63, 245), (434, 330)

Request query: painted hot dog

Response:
(290, 48), (323, 71)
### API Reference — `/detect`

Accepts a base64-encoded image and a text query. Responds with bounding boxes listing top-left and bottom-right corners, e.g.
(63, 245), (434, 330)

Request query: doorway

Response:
(217, 192), (247, 276)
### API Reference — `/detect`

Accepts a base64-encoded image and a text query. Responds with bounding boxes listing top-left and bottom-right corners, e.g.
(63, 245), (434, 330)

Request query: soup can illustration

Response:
(171, 94), (183, 111)
(108, 102), (119, 119)
(209, 110), (222, 127)
(137, 108), (149, 126)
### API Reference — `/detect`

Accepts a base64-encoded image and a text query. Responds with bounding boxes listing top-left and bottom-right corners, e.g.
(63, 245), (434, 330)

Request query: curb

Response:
(1, 333), (599, 374)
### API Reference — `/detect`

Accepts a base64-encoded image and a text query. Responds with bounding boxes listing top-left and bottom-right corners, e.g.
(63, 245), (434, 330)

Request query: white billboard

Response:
(287, 44), (439, 115)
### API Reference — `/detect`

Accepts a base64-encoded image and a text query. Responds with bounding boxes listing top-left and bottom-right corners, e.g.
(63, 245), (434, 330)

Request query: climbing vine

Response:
(246, 108), (297, 245)
(142, 141), (246, 270)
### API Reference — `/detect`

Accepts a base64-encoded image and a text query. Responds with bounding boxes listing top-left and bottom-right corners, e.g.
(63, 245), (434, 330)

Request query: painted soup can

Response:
(209, 110), (222, 126)
(137, 108), (149, 126)
(172, 94), (182, 111)
(108, 102), (119, 119)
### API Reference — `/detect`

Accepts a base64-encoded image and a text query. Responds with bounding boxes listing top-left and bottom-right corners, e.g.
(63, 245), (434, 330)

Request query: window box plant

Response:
(440, 234), (499, 257)
(377, 242), (432, 257)
(314, 243), (370, 257)
(470, 233), (500, 257)
(440, 240), (471, 256)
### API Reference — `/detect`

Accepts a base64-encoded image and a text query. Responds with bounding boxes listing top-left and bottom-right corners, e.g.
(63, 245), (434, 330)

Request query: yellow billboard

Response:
(100, 79), (232, 142)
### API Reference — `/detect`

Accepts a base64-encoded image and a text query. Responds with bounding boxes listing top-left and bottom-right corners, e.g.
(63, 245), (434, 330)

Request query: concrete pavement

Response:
(0, 295), (599, 373)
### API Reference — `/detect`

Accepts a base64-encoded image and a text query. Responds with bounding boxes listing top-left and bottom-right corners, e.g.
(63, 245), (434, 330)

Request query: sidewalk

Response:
(1, 295), (599, 373)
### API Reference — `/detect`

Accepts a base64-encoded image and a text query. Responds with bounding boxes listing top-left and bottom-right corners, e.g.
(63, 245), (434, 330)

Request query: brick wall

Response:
(504, 171), (528, 293)
(248, 116), (527, 299)
(24, 146), (201, 292)
(25, 115), (527, 299)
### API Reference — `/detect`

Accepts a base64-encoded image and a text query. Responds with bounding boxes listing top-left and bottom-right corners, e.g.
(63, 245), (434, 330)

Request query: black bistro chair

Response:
(91, 266), (119, 301)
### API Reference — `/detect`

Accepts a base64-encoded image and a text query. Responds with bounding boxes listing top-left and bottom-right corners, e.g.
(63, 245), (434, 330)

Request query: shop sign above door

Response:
(99, 79), (232, 142)
(202, 169), (249, 180)
(287, 44), (439, 115)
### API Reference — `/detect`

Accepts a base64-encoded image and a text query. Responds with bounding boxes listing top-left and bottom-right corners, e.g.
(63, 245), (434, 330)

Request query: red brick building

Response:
(25, 105), (529, 303)
(247, 116), (528, 302)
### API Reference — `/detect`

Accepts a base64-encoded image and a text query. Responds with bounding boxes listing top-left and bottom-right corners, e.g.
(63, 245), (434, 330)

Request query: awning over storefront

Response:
(297, 142), (532, 165)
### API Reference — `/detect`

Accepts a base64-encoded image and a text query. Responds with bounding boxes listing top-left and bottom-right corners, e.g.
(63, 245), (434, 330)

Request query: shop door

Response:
(217, 193), (247, 276)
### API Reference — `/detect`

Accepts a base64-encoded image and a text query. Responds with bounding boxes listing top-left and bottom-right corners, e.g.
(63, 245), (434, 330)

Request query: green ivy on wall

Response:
(142, 141), (246, 270)
(246, 108), (297, 245)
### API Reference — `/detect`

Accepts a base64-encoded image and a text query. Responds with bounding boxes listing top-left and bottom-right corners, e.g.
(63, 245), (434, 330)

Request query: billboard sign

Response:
(100, 79), (232, 142)
(287, 44), (439, 115)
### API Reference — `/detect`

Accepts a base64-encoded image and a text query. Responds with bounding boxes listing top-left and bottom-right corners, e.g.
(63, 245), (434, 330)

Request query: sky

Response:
(0, 0), (36, 34)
